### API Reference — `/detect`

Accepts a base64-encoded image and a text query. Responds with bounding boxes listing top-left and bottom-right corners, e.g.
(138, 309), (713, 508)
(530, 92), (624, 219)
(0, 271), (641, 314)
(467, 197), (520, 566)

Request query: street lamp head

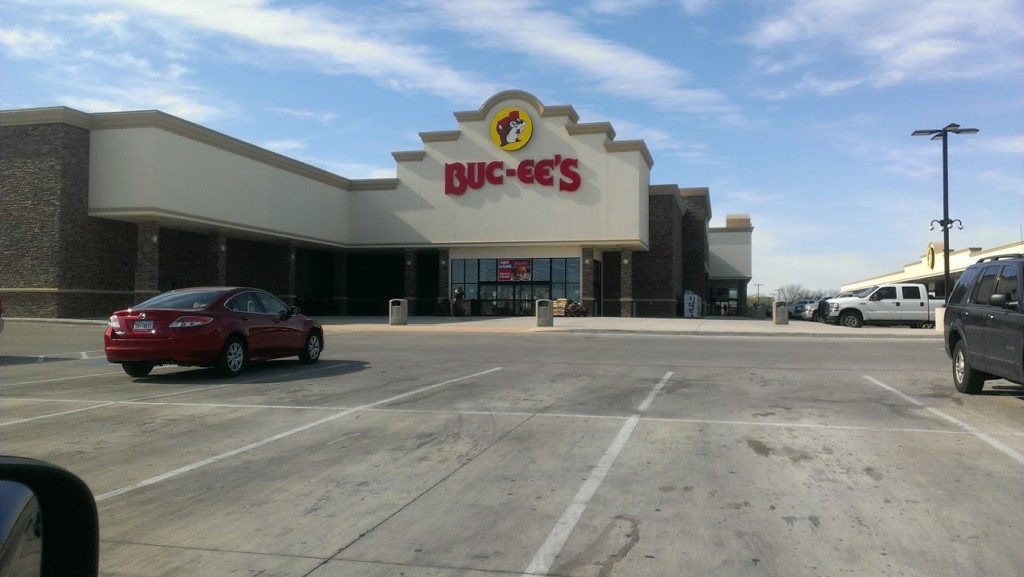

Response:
(953, 128), (979, 135)
(912, 129), (939, 136)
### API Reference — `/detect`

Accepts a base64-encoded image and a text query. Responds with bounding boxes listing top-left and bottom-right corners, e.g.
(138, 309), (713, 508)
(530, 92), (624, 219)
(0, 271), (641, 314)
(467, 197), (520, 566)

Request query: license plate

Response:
(133, 320), (154, 331)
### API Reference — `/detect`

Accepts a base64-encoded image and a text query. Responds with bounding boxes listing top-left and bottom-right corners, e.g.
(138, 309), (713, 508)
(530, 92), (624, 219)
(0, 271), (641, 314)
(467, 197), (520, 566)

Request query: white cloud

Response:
(103, 0), (498, 103)
(745, 0), (1024, 87)
(269, 107), (337, 123)
(0, 27), (65, 58)
(420, 0), (742, 120)
(261, 139), (306, 152)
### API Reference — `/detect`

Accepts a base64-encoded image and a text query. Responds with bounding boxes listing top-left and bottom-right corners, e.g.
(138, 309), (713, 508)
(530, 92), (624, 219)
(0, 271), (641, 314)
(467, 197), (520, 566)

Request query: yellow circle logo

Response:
(491, 107), (532, 151)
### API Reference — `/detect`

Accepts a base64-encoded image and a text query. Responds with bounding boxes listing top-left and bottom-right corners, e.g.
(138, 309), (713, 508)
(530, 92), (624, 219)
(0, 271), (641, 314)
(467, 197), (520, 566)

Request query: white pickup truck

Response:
(825, 283), (942, 328)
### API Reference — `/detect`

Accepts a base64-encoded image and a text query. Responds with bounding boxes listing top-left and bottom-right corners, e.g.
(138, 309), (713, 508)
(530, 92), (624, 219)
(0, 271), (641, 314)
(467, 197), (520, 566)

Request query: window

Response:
(970, 265), (999, 305)
(993, 265), (1019, 307)
(902, 286), (922, 300)
(479, 259), (497, 282)
(255, 291), (289, 315)
(875, 287), (897, 300)
(948, 267), (980, 306)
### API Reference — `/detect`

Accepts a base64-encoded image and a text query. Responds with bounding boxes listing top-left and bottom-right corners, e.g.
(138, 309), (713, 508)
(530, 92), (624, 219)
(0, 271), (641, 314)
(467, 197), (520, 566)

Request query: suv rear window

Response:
(948, 267), (979, 305)
(969, 265), (1000, 305)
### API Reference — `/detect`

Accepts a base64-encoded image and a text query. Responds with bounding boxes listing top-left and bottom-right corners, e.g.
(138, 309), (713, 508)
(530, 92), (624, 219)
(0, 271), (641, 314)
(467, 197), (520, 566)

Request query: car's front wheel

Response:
(299, 331), (322, 364)
(839, 311), (863, 328)
(122, 362), (154, 378)
(216, 336), (247, 377)
(952, 340), (985, 394)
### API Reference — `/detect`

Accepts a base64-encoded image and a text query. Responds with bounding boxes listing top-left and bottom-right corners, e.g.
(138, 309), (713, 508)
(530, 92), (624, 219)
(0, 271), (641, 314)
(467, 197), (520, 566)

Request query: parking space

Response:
(1, 323), (1022, 576)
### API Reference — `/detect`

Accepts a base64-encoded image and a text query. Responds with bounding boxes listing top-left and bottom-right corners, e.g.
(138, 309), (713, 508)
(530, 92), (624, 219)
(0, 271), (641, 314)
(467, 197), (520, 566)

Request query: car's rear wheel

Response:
(217, 337), (247, 377)
(952, 340), (985, 394)
(839, 311), (863, 328)
(299, 331), (322, 364)
(122, 362), (154, 378)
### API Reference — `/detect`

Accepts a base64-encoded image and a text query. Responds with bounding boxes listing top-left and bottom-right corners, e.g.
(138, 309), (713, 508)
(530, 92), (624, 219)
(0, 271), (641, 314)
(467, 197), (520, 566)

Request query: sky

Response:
(2, 0), (1022, 296)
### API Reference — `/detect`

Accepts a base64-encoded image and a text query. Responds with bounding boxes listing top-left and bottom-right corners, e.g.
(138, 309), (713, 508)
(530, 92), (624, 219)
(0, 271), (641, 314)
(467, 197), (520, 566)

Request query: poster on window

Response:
(498, 259), (531, 281)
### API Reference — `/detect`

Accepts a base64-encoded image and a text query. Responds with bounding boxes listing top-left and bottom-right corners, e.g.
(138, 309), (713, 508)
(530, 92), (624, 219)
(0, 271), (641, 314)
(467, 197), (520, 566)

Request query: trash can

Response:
(389, 298), (408, 325)
(772, 301), (788, 325)
(536, 299), (553, 327)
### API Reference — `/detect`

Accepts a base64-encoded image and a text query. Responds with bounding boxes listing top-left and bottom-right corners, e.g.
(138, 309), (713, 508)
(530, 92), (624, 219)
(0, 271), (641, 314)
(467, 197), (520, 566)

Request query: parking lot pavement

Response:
(1, 323), (1020, 577)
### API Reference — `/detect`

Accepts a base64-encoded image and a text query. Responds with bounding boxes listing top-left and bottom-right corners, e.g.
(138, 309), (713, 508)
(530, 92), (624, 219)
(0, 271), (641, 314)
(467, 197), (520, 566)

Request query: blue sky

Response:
(3, 0), (1022, 295)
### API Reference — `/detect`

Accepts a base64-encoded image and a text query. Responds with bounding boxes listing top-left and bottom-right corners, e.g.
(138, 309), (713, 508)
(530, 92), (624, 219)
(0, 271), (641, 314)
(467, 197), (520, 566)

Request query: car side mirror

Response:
(289, 306), (301, 316)
(0, 457), (99, 577)
(989, 293), (1009, 308)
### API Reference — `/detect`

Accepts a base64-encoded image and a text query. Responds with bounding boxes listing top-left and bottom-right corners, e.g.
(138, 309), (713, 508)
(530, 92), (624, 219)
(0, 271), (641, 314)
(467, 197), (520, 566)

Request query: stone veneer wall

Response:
(631, 192), (685, 317)
(679, 195), (710, 303)
(226, 238), (290, 298)
(160, 229), (215, 292)
(1, 122), (136, 317)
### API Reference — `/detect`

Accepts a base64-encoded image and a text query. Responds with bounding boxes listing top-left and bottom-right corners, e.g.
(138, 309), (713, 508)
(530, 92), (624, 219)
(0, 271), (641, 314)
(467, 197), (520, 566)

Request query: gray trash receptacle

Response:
(536, 299), (553, 327)
(389, 299), (408, 325)
(772, 301), (788, 325)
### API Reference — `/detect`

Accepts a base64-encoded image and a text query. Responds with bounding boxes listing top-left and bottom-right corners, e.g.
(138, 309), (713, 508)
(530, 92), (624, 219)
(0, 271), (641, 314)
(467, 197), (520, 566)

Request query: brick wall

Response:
(632, 193), (684, 317)
(680, 196), (709, 303)
(1, 122), (136, 317)
(226, 238), (290, 297)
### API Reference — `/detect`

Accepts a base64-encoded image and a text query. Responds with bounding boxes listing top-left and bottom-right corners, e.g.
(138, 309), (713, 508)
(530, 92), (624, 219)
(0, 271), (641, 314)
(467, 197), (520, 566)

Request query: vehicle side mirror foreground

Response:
(989, 293), (1009, 308)
(289, 305), (301, 316)
(0, 457), (98, 577)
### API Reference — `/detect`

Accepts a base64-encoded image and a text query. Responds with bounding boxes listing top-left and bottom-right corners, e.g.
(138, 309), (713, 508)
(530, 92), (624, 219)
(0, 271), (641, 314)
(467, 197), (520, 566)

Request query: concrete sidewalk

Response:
(319, 315), (944, 338)
(6, 315), (944, 338)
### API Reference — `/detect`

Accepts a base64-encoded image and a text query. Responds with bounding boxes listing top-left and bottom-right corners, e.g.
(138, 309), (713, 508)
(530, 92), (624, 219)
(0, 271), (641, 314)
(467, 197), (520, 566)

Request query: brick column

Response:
(404, 248), (417, 312)
(438, 249), (450, 315)
(581, 247), (595, 315)
(333, 249), (348, 315)
(208, 231), (227, 285)
(620, 249), (634, 317)
(134, 220), (160, 303)
(286, 242), (297, 305)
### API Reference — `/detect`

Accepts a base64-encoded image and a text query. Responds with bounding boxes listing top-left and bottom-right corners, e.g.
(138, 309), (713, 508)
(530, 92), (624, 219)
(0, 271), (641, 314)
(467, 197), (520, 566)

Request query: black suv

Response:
(943, 254), (1023, 393)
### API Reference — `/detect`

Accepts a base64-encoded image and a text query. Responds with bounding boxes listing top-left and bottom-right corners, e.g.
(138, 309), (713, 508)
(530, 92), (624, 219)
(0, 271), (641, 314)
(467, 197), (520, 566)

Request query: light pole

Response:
(754, 283), (763, 306)
(912, 123), (978, 302)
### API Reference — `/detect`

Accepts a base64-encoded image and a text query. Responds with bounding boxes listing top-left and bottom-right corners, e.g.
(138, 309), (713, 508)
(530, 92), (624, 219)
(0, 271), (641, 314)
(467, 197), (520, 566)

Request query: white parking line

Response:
(0, 371), (125, 388)
(95, 367), (503, 502)
(863, 375), (1024, 466)
(522, 371), (672, 576)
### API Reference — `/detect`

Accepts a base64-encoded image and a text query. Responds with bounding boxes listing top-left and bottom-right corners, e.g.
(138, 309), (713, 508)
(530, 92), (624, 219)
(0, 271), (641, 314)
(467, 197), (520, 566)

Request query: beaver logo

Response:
(490, 107), (532, 151)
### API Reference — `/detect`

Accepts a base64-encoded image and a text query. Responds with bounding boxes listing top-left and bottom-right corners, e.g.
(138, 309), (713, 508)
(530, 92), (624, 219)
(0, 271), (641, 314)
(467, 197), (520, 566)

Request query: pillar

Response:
(620, 248), (634, 317)
(581, 247), (595, 315)
(134, 220), (160, 303)
(404, 248), (417, 313)
(208, 230), (227, 286)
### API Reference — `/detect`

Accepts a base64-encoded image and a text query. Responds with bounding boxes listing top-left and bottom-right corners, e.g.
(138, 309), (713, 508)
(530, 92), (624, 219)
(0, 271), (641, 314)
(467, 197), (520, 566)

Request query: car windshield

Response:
(854, 286), (877, 298)
(133, 289), (228, 310)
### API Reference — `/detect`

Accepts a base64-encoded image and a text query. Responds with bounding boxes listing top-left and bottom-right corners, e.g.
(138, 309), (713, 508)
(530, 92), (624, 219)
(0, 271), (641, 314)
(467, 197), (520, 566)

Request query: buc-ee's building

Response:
(0, 90), (753, 319)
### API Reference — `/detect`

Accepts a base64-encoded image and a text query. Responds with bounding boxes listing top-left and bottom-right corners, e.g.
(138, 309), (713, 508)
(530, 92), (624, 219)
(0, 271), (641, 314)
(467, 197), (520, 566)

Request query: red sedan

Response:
(104, 287), (324, 378)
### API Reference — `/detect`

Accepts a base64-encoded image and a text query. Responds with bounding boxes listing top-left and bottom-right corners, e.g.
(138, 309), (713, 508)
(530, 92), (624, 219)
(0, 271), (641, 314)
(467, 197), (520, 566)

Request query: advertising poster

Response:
(498, 259), (532, 281)
(498, 259), (512, 281)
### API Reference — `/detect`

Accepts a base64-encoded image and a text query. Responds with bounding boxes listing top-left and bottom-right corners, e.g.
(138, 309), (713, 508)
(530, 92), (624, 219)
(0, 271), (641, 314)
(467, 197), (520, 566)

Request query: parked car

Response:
(787, 299), (816, 319)
(104, 287), (324, 378)
(943, 254), (1023, 394)
(799, 298), (827, 321)
(824, 284), (942, 328)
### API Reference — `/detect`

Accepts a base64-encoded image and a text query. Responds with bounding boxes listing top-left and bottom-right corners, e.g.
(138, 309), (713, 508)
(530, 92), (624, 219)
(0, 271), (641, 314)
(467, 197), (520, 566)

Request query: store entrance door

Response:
(481, 282), (552, 316)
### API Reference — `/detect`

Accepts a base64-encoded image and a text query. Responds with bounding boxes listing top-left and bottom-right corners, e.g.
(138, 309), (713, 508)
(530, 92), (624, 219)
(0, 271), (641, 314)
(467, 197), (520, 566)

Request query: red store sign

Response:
(445, 156), (581, 195)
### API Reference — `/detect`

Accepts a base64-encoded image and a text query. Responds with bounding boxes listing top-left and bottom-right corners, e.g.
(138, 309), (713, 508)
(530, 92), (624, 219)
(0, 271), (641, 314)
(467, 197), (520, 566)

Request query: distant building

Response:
(1, 90), (752, 318)
(842, 241), (1024, 295)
